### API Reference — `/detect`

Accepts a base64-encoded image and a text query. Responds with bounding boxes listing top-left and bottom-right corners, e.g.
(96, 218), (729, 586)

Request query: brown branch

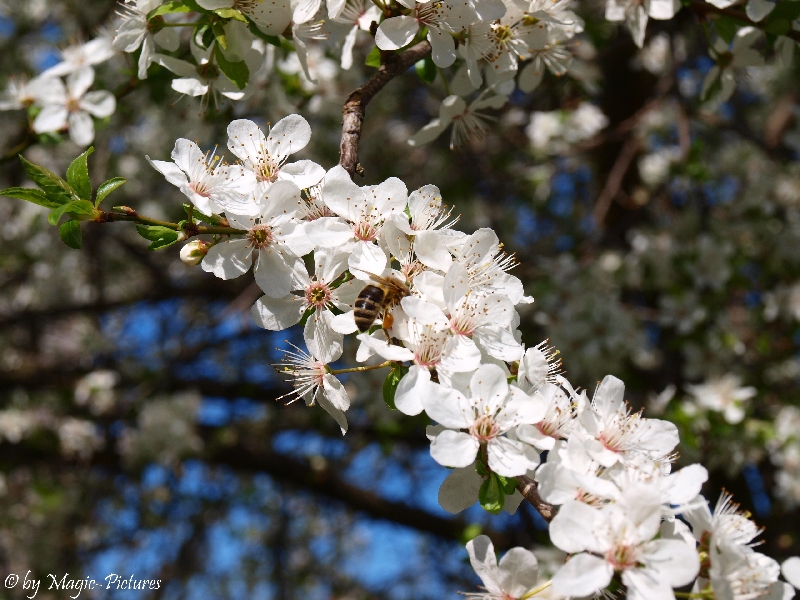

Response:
(516, 475), (557, 522)
(339, 41), (432, 177)
(592, 134), (641, 229)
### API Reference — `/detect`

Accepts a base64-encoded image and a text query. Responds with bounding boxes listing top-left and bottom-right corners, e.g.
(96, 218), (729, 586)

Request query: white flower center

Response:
(605, 544), (639, 571)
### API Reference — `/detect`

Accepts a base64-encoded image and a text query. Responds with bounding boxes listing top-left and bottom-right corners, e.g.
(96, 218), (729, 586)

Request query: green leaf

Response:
(365, 45), (382, 68)
(382, 365), (409, 410)
(247, 21), (282, 47)
(147, 0), (192, 18)
(478, 473), (505, 514)
(66, 147), (94, 200)
(19, 155), (77, 205)
(713, 15), (743, 44)
(496, 474), (518, 495)
(770, 0), (800, 21)
(47, 199), (96, 226)
(94, 177), (126, 206)
(212, 20), (228, 49)
(214, 45), (249, 89)
(764, 17), (791, 35)
(58, 220), (82, 249)
(136, 225), (180, 250)
(415, 56), (436, 83)
(215, 7), (248, 21)
(0, 187), (60, 209)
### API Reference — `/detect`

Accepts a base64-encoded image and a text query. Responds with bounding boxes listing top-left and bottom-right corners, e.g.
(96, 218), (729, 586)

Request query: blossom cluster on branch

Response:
(5, 109), (800, 599)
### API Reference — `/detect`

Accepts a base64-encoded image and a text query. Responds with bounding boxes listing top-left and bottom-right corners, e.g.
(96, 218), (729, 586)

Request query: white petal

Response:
(305, 310), (344, 364)
(518, 61), (544, 93)
(322, 372), (350, 411)
(551, 553), (613, 598)
(497, 548), (540, 599)
(171, 77), (208, 97)
(146, 158), (187, 188)
(80, 91), (115, 117)
(486, 436), (537, 477)
(227, 119), (268, 163)
(331, 310), (359, 334)
(251, 294), (305, 330)
(466, 536), (503, 596)
(428, 27), (456, 67)
(280, 159), (325, 188)
(68, 111), (95, 146)
(67, 66), (95, 98)
(421, 384), (471, 429)
(267, 114), (312, 160)
(430, 430), (479, 468)
(305, 217), (354, 248)
(33, 105), (68, 133)
(375, 16), (418, 50)
(202, 239), (253, 279)
(254, 250), (304, 298)
(782, 557), (800, 590)
(470, 363), (510, 412)
(393, 364), (431, 415)
(549, 501), (602, 553)
(316, 384), (349, 434)
(348, 241), (387, 279)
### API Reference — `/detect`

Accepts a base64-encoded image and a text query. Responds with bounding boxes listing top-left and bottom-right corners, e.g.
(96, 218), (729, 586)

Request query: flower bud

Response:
(180, 240), (210, 266)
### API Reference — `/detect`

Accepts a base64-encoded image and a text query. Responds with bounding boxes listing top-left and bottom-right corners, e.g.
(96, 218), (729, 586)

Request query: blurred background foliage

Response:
(1, 0), (800, 596)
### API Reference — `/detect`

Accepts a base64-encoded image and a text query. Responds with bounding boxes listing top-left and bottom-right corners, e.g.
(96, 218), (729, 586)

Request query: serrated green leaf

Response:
(47, 199), (96, 226)
(0, 187), (60, 209)
(247, 21), (282, 46)
(382, 365), (409, 410)
(19, 155), (77, 205)
(365, 45), (382, 68)
(215, 7), (248, 21)
(95, 177), (126, 206)
(415, 56), (436, 83)
(136, 225), (180, 250)
(66, 147), (94, 200)
(214, 45), (249, 88)
(147, 0), (192, 18)
(478, 473), (505, 514)
(59, 220), (82, 249)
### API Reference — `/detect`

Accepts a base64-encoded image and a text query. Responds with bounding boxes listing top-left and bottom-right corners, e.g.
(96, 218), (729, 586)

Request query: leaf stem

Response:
(97, 209), (247, 236)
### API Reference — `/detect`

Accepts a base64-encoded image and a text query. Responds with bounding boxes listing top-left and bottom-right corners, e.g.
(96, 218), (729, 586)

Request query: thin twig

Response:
(339, 41), (432, 177)
(516, 474), (557, 522)
(593, 135), (641, 229)
(689, 1), (800, 44)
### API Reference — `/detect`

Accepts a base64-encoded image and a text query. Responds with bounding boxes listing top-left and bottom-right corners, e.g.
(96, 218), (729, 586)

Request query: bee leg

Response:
(382, 310), (394, 331)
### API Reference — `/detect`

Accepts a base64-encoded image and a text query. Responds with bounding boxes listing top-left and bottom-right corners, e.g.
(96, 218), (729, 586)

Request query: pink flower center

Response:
(353, 220), (378, 242)
(248, 224), (275, 249)
(188, 182), (211, 198)
(305, 281), (332, 309)
(257, 156), (280, 183)
(470, 415), (499, 444)
(606, 544), (638, 571)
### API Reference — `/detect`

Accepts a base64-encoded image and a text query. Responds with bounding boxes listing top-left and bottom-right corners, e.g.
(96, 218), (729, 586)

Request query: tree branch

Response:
(339, 42), (432, 177)
(516, 475), (557, 522)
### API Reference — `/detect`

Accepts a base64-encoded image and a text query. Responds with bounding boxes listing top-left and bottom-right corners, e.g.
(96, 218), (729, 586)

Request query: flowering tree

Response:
(2, 0), (800, 596)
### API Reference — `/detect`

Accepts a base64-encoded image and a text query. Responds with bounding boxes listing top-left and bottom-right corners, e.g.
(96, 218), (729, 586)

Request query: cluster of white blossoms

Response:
(146, 113), (799, 600)
(0, 38), (116, 146)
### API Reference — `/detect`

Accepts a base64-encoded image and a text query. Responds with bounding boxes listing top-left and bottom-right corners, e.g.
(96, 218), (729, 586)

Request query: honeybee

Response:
(354, 274), (411, 333)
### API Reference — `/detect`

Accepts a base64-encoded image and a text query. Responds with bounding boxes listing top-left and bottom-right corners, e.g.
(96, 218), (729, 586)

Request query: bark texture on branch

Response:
(516, 474), (557, 522)
(339, 41), (432, 177)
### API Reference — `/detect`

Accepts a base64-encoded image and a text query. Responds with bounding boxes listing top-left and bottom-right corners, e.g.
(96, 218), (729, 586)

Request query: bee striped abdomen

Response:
(354, 285), (386, 332)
